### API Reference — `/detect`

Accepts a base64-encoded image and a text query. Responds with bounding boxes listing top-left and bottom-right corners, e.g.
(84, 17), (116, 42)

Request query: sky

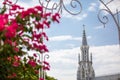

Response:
(1, 0), (120, 80)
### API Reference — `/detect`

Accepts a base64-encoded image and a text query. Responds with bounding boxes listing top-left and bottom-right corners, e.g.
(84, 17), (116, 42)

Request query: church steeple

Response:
(82, 25), (87, 46)
(77, 25), (95, 80)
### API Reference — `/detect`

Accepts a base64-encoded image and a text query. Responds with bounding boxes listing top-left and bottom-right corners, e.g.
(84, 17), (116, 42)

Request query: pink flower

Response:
(12, 61), (20, 67)
(7, 73), (17, 78)
(43, 61), (50, 70)
(7, 57), (12, 61)
(12, 73), (17, 77)
(43, 66), (50, 70)
(33, 43), (39, 49)
(34, 6), (43, 11)
(43, 61), (49, 66)
(43, 20), (50, 28)
(34, 70), (39, 74)
(5, 21), (18, 38)
(21, 10), (29, 18)
(38, 44), (49, 52)
(14, 47), (19, 52)
(38, 60), (40, 63)
(41, 32), (48, 41)
(52, 13), (60, 23)
(5, 27), (16, 38)
(11, 4), (24, 11)
(14, 55), (20, 61)
(39, 78), (44, 80)
(3, 0), (12, 5)
(33, 53), (37, 57)
(28, 8), (37, 14)
(43, 13), (51, 18)
(28, 59), (36, 67)
(0, 14), (8, 31)
(35, 23), (44, 30)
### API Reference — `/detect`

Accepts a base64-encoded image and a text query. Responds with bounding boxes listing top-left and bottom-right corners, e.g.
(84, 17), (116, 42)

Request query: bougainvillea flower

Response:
(34, 6), (43, 11)
(43, 13), (51, 18)
(28, 8), (37, 14)
(43, 20), (50, 28)
(14, 47), (19, 52)
(41, 32), (48, 41)
(14, 55), (20, 61)
(12, 61), (20, 67)
(52, 13), (61, 23)
(28, 59), (36, 67)
(21, 10), (29, 18)
(7, 57), (12, 61)
(7, 73), (17, 79)
(11, 4), (24, 11)
(43, 66), (50, 70)
(43, 61), (49, 66)
(39, 78), (44, 80)
(5, 27), (16, 38)
(33, 53), (37, 57)
(34, 70), (39, 74)
(0, 14), (8, 31)
(5, 22), (18, 38)
(38, 44), (49, 52)
(3, 0), (12, 5)
(0, 0), (61, 78)
(36, 23), (44, 30)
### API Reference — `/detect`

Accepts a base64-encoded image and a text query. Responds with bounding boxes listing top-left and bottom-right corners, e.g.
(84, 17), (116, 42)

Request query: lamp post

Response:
(98, 0), (120, 45)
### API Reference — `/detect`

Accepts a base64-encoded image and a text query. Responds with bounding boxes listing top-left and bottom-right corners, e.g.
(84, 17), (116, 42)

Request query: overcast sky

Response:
(1, 0), (120, 80)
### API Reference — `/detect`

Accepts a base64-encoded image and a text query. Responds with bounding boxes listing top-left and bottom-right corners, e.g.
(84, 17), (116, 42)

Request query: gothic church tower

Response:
(77, 27), (95, 80)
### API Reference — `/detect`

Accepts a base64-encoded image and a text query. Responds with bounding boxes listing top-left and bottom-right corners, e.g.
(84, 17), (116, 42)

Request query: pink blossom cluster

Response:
(0, 0), (60, 79)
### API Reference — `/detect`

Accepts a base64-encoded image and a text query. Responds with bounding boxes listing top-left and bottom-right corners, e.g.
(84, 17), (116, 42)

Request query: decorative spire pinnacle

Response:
(82, 25), (88, 45)
(90, 53), (92, 63)
(78, 53), (80, 63)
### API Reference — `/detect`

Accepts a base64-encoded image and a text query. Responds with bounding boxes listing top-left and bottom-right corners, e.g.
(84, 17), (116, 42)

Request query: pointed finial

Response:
(82, 24), (87, 45)
(90, 53), (92, 63)
(83, 24), (85, 30)
(78, 53), (80, 62)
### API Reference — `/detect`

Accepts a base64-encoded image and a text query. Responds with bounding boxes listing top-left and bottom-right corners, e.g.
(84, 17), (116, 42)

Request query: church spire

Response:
(77, 26), (95, 80)
(82, 25), (87, 46)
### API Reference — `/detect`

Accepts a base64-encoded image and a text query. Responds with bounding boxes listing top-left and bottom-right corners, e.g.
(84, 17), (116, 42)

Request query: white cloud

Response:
(62, 10), (88, 20)
(16, 0), (39, 9)
(99, 0), (120, 14)
(49, 35), (91, 42)
(88, 3), (97, 12)
(94, 25), (104, 29)
(49, 35), (82, 41)
(47, 45), (120, 80)
(90, 45), (120, 76)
